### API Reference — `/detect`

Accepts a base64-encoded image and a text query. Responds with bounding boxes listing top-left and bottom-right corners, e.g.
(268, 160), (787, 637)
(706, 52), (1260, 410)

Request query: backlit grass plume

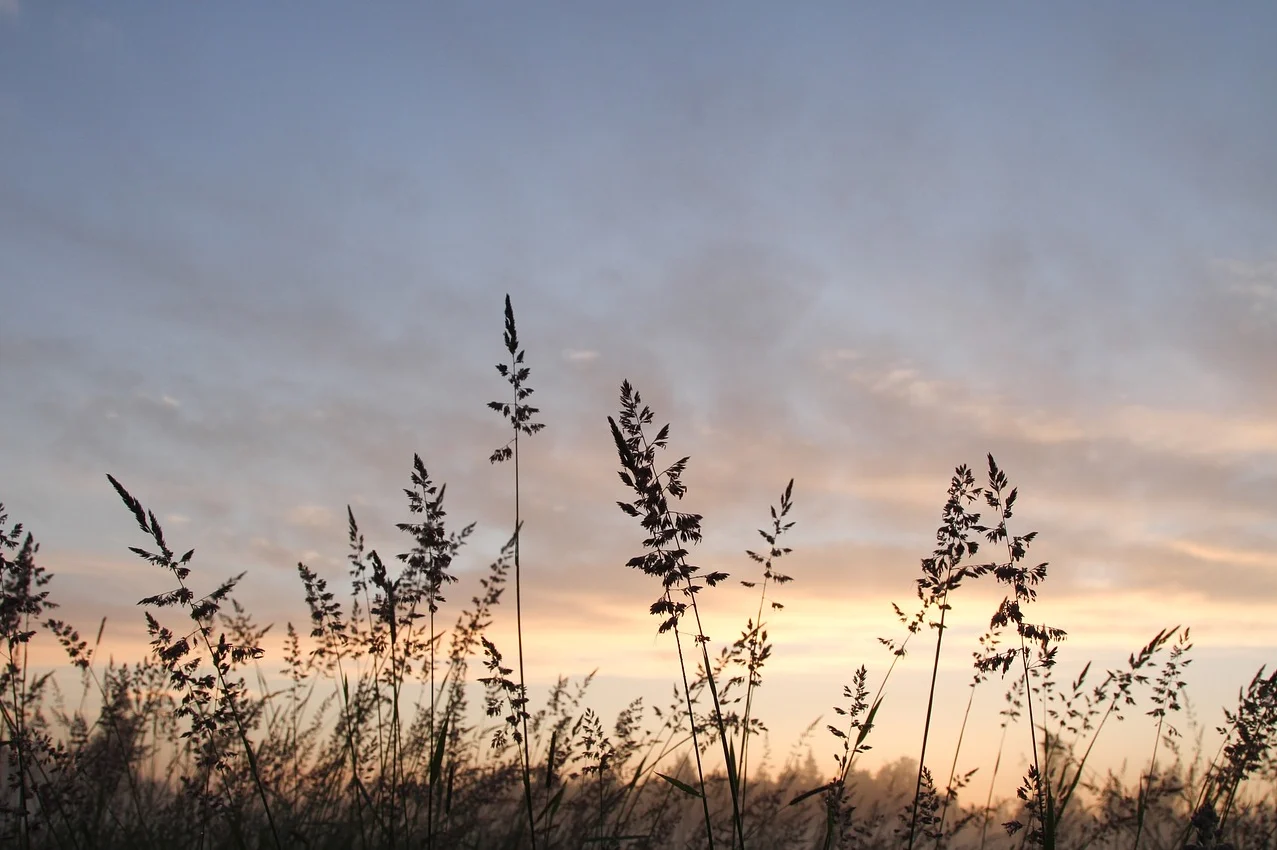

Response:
(488, 294), (545, 848)
(609, 379), (743, 850)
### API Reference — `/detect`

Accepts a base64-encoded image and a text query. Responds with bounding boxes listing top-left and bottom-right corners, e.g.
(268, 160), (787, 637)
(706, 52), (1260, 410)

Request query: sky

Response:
(2, 1), (1276, 793)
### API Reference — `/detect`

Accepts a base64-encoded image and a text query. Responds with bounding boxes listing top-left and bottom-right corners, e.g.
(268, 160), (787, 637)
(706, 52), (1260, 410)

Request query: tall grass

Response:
(1, 299), (1275, 849)
(735, 478), (795, 817)
(905, 463), (987, 849)
(608, 380), (745, 849)
(488, 294), (545, 847)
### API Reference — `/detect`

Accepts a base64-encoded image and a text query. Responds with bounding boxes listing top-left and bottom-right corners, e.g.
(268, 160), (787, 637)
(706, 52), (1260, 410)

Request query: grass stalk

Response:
(609, 379), (746, 849)
(489, 294), (545, 849)
(978, 675), (1022, 850)
(737, 480), (795, 815)
(906, 463), (984, 849)
(107, 475), (283, 850)
(933, 669), (978, 847)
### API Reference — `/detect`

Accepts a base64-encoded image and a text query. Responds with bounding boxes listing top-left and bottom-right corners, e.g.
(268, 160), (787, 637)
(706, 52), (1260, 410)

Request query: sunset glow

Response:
(2, 3), (1275, 846)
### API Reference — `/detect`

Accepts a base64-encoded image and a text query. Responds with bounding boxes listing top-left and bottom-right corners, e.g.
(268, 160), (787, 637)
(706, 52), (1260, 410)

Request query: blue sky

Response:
(3, 1), (1276, 786)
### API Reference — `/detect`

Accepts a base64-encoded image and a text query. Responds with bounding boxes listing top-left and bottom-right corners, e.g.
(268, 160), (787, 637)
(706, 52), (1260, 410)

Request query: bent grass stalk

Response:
(1207, 666), (1277, 835)
(106, 475), (283, 850)
(609, 380), (745, 850)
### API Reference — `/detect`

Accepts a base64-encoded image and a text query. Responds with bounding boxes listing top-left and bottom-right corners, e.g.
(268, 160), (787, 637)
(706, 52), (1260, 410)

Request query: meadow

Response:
(1, 297), (1274, 850)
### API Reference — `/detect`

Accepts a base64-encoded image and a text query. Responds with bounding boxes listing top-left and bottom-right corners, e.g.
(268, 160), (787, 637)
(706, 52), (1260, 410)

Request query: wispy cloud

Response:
(1219, 258), (1277, 324)
(286, 504), (334, 529)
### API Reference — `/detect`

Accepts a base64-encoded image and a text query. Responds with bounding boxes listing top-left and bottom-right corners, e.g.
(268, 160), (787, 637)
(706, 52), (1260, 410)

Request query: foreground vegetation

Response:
(2, 298), (1275, 849)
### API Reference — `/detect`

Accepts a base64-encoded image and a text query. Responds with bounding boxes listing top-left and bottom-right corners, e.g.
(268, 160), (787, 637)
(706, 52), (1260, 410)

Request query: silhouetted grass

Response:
(488, 294), (545, 849)
(2, 296), (1275, 849)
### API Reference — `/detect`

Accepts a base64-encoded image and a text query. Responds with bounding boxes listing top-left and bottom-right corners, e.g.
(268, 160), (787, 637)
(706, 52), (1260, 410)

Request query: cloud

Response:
(1219, 258), (1277, 325)
(1167, 538), (1277, 572)
(1169, 258), (1277, 408)
(0, 0), (18, 20)
(829, 351), (1277, 460)
(286, 505), (335, 529)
